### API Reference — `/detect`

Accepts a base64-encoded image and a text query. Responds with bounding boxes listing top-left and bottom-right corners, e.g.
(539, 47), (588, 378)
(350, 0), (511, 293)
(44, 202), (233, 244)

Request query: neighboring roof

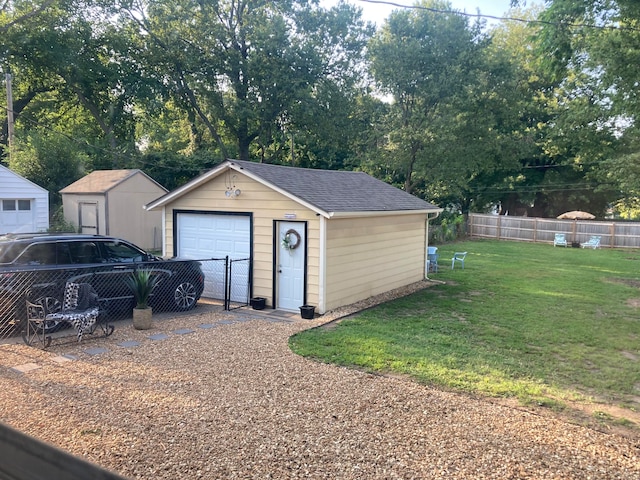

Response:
(146, 160), (441, 218)
(0, 165), (48, 193)
(60, 169), (167, 194)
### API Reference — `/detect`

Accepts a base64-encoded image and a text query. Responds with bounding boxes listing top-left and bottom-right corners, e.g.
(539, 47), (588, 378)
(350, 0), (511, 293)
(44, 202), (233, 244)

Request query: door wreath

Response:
(282, 229), (301, 250)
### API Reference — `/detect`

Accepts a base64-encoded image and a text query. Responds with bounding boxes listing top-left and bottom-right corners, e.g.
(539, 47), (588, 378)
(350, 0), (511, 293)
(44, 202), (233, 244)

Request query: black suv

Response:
(0, 234), (205, 333)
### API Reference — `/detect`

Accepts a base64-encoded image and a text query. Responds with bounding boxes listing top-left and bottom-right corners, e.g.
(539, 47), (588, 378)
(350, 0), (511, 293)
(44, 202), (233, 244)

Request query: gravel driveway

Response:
(1, 290), (639, 479)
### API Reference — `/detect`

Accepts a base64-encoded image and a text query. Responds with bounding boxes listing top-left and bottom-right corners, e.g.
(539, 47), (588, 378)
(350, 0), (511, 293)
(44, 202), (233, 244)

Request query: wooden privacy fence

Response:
(468, 213), (640, 249)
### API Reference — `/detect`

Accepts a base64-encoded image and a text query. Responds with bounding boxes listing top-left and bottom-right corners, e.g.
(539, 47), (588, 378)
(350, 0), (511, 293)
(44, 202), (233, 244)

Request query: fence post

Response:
(224, 256), (230, 311)
(610, 222), (615, 248)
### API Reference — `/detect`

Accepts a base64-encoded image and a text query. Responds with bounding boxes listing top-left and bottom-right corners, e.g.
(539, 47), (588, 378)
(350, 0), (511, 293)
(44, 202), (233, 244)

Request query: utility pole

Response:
(6, 73), (14, 151)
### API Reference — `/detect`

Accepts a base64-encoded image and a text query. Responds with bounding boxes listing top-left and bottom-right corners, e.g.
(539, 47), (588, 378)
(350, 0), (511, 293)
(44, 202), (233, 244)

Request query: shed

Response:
(60, 169), (167, 251)
(145, 160), (442, 314)
(0, 165), (49, 234)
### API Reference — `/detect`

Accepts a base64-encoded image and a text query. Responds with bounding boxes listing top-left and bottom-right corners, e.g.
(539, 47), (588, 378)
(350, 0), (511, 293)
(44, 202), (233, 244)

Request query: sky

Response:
(339, 0), (516, 25)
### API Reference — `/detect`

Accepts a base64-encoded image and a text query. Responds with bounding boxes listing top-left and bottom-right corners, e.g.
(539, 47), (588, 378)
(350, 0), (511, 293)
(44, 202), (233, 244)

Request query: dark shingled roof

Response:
(229, 160), (439, 213)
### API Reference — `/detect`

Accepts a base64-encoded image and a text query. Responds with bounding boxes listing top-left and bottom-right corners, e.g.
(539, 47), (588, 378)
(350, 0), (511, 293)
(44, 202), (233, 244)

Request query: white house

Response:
(0, 165), (49, 234)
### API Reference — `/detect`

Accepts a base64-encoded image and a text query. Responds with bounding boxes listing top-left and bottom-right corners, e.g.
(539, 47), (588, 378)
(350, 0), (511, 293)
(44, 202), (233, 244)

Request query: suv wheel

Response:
(172, 281), (199, 311)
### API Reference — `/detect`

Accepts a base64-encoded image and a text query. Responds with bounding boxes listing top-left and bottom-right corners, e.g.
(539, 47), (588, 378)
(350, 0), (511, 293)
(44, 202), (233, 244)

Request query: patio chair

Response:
(581, 236), (601, 249)
(553, 233), (568, 247)
(23, 282), (114, 348)
(451, 252), (467, 269)
(427, 246), (439, 273)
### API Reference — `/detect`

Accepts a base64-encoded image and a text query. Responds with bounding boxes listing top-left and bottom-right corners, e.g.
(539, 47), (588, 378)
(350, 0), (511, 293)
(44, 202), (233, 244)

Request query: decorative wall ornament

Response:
(281, 229), (301, 250)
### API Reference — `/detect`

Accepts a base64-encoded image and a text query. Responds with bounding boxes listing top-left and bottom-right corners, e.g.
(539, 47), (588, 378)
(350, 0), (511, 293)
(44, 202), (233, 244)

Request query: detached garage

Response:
(0, 165), (49, 234)
(145, 160), (442, 315)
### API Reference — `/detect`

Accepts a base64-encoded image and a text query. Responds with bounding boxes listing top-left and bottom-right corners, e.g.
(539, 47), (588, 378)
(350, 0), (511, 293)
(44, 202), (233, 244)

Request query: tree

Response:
(368, 0), (521, 212)
(516, 0), (640, 216)
(121, 0), (372, 163)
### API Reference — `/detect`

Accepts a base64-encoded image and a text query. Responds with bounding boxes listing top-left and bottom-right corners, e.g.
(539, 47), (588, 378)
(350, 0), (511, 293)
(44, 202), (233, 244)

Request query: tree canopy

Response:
(2, 0), (640, 219)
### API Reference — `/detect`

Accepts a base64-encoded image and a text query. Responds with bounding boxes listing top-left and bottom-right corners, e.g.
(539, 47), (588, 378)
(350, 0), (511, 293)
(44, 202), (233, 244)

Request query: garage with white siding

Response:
(0, 165), (49, 234)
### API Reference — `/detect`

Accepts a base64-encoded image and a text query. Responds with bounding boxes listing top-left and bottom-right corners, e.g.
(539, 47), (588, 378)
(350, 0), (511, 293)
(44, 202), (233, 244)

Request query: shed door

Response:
(79, 202), (99, 234)
(176, 213), (250, 300)
(277, 221), (306, 311)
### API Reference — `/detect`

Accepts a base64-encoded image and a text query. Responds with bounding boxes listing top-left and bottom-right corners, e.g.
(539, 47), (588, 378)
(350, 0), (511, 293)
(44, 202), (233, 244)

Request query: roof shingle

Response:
(230, 160), (439, 213)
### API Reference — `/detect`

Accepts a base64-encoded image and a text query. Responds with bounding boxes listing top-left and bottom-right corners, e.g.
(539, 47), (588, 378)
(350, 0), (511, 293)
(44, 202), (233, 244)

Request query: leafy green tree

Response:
(122, 0), (372, 163)
(8, 130), (88, 209)
(368, 0), (521, 212)
(514, 0), (640, 216)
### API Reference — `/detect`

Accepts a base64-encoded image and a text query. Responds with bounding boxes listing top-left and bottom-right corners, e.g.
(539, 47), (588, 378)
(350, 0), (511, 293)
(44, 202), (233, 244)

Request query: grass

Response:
(289, 239), (640, 427)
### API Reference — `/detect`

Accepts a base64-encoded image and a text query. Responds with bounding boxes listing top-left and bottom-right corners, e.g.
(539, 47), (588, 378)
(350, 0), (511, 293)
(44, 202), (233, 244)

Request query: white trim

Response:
(0, 165), (48, 193)
(229, 164), (329, 217)
(145, 160), (443, 220)
(328, 209), (442, 219)
(161, 206), (167, 257)
(144, 163), (229, 211)
(318, 215), (327, 314)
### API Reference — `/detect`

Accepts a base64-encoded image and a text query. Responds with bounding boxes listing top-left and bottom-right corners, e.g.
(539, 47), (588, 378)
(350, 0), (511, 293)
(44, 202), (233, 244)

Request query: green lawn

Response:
(290, 239), (640, 427)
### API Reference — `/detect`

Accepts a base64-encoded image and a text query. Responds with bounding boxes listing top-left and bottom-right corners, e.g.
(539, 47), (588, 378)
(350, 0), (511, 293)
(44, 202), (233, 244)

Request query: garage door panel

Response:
(177, 213), (250, 300)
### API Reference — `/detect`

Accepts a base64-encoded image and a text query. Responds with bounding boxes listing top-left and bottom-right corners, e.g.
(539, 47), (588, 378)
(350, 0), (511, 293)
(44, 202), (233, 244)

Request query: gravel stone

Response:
(1, 280), (638, 479)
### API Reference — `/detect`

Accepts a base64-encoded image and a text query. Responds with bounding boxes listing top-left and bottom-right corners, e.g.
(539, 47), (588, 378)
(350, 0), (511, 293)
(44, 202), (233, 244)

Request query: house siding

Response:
(163, 174), (321, 308)
(62, 172), (166, 250)
(107, 174), (165, 250)
(324, 214), (426, 311)
(62, 193), (104, 234)
(0, 166), (49, 234)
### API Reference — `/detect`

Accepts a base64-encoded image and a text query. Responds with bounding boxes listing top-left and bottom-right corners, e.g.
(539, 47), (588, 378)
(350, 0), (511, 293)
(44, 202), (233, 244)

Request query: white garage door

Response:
(176, 213), (250, 300)
(0, 199), (34, 234)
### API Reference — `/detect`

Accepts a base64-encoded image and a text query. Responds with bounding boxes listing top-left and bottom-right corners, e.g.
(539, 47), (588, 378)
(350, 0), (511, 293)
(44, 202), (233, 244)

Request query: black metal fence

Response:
(0, 256), (252, 342)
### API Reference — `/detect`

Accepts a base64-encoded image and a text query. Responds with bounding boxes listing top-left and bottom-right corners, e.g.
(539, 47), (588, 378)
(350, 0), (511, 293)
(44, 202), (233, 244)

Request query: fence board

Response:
(468, 213), (640, 248)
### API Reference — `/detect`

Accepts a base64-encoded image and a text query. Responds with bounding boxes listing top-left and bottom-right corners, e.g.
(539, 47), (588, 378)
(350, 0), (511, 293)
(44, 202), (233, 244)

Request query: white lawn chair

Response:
(581, 236), (601, 249)
(451, 252), (467, 269)
(553, 233), (568, 247)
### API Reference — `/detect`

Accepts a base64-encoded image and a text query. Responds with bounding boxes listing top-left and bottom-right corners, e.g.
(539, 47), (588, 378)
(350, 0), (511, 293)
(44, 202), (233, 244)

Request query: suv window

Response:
(68, 242), (101, 264)
(0, 243), (24, 263)
(101, 241), (146, 263)
(14, 243), (57, 265)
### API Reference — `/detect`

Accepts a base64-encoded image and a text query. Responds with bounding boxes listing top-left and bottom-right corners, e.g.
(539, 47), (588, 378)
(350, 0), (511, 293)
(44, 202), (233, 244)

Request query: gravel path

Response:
(1, 284), (639, 479)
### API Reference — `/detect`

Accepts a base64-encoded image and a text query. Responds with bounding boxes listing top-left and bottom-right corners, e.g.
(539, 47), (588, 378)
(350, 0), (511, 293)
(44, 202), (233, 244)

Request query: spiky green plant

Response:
(125, 268), (160, 309)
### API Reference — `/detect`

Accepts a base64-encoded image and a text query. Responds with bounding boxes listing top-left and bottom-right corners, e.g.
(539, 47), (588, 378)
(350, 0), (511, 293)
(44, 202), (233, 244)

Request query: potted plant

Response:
(125, 268), (159, 330)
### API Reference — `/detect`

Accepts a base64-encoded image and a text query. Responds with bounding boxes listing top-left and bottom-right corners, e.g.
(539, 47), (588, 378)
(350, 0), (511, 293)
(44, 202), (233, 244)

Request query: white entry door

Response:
(277, 221), (305, 311)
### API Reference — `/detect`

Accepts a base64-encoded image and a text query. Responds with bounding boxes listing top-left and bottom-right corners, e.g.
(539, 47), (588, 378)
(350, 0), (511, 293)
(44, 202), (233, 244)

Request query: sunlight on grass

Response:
(289, 239), (640, 425)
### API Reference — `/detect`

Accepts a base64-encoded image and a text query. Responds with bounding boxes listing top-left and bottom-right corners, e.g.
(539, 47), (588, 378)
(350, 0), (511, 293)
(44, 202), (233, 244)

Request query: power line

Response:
(357, 0), (640, 32)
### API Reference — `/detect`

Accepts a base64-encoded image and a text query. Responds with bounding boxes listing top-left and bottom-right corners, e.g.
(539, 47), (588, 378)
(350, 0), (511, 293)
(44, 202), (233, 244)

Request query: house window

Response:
(2, 199), (31, 211)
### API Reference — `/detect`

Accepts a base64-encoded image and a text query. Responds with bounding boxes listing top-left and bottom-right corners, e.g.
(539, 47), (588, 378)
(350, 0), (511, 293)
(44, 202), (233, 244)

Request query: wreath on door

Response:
(281, 229), (301, 250)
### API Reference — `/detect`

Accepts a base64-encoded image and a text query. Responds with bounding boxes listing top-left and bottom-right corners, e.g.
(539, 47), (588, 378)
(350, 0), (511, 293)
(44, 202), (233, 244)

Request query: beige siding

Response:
(324, 215), (426, 311)
(107, 174), (165, 250)
(62, 173), (165, 251)
(163, 174), (321, 308)
(61, 193), (105, 234)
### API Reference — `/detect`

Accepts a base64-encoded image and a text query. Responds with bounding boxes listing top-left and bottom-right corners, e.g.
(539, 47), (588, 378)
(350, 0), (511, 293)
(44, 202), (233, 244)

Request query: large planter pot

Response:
(132, 307), (153, 330)
(299, 305), (315, 319)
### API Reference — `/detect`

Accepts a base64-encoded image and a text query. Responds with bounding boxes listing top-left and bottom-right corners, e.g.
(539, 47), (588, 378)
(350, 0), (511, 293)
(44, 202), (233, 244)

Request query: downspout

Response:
(425, 212), (446, 284)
